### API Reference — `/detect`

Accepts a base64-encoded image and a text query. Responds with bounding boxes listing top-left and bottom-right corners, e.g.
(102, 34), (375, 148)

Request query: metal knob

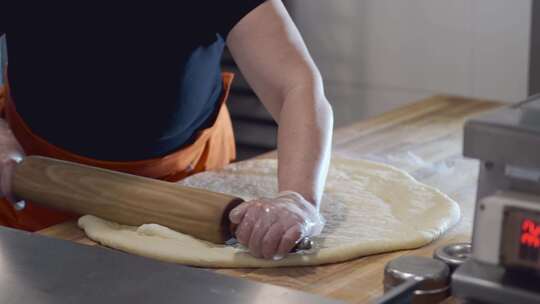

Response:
(433, 243), (472, 272)
(378, 256), (451, 304)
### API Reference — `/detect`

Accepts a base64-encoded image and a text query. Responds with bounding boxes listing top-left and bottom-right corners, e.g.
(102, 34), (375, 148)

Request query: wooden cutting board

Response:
(38, 95), (501, 304)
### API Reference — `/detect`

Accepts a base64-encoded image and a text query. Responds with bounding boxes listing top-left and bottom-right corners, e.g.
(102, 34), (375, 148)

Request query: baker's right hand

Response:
(229, 191), (324, 260)
(0, 119), (25, 208)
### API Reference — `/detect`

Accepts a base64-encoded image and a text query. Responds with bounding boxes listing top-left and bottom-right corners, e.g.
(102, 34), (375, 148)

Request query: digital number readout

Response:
(519, 218), (540, 262)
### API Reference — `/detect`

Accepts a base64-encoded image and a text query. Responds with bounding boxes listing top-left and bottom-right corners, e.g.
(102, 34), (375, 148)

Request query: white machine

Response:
(452, 95), (540, 303)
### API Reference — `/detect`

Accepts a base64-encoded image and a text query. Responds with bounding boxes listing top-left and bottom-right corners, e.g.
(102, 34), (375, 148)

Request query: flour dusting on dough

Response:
(78, 157), (460, 268)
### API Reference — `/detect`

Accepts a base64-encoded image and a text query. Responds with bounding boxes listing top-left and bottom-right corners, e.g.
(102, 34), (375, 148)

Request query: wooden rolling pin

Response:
(12, 156), (244, 244)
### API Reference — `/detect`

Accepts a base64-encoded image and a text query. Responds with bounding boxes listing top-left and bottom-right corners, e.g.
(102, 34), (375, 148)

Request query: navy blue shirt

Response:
(0, 1), (265, 160)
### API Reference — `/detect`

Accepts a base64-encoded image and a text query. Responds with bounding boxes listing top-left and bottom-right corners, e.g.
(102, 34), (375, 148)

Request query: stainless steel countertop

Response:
(0, 227), (341, 304)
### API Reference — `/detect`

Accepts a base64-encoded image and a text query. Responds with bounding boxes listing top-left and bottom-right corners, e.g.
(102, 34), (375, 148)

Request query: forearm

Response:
(277, 85), (333, 207)
(226, 0), (333, 207)
(225, 1), (331, 257)
(0, 88), (24, 166)
(0, 116), (24, 202)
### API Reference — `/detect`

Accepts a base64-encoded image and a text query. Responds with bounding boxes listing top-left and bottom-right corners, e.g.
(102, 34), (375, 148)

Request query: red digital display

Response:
(502, 210), (540, 268)
(521, 219), (540, 248)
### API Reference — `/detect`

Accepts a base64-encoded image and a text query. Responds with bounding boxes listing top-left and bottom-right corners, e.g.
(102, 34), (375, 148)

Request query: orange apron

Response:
(0, 73), (236, 231)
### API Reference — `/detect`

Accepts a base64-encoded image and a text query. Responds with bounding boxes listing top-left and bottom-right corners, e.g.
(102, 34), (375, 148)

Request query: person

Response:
(0, 0), (333, 260)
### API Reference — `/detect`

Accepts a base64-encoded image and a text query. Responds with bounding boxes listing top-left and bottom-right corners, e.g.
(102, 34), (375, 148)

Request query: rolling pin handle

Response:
(295, 237), (314, 251)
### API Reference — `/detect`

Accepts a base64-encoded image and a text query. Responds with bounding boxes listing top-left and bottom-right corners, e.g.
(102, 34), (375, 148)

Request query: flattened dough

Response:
(78, 158), (460, 268)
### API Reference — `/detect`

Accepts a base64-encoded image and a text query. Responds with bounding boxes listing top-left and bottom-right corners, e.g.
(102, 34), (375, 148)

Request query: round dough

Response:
(78, 158), (460, 268)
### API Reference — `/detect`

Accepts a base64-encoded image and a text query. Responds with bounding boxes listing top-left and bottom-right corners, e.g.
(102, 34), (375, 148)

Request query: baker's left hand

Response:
(229, 191), (324, 260)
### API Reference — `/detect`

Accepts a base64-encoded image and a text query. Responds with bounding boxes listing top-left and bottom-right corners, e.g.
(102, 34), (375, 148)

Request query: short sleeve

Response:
(214, 0), (267, 38)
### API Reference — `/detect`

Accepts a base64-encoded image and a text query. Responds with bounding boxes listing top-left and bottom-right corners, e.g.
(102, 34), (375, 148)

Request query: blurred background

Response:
(1, 0), (536, 160)
(224, 0), (534, 159)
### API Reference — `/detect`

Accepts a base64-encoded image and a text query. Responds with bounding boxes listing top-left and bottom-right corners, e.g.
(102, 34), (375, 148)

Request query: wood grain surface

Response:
(38, 95), (501, 304)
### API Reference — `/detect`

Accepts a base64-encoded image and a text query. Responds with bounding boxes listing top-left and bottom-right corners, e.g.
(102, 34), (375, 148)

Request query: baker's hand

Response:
(0, 118), (25, 208)
(229, 191), (324, 260)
